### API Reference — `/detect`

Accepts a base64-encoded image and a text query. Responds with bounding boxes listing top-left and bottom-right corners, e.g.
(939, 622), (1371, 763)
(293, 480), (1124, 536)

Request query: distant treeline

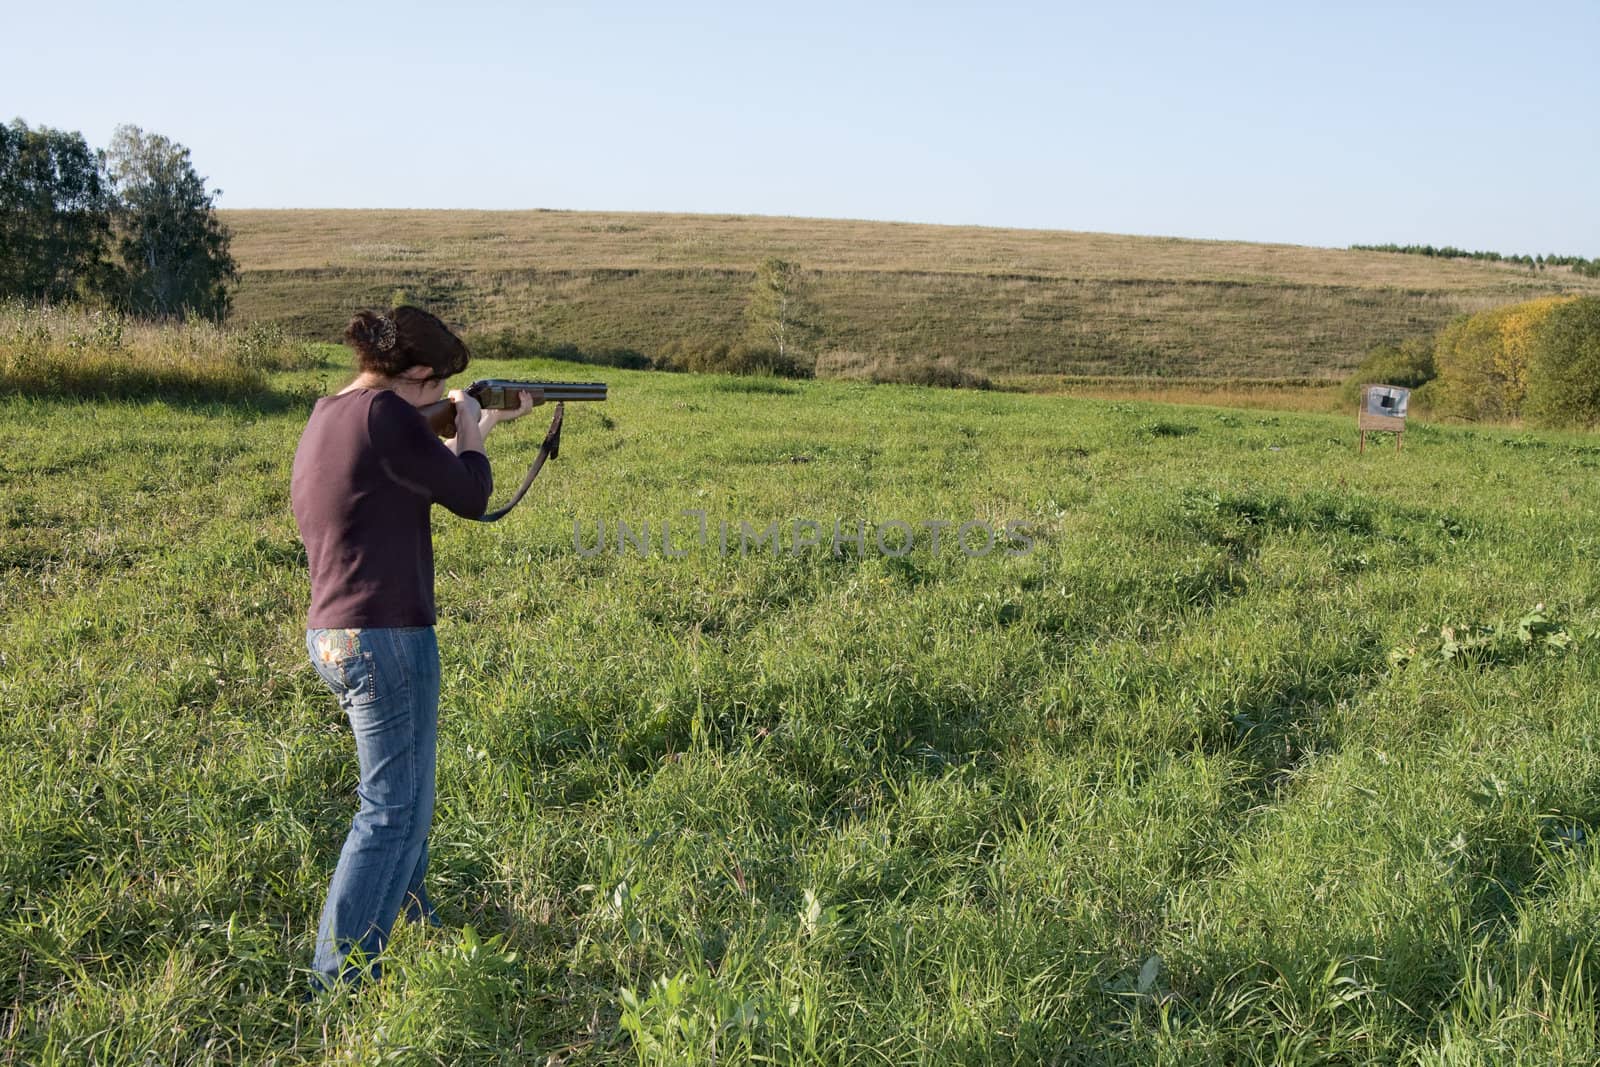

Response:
(1352, 243), (1600, 277)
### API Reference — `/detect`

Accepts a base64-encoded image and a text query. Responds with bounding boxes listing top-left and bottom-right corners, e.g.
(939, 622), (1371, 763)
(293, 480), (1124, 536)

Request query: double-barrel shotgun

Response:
(418, 378), (607, 438)
(418, 378), (608, 522)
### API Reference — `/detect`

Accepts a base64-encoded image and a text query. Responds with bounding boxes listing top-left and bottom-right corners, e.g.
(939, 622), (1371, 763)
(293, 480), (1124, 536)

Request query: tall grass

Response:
(0, 302), (328, 401)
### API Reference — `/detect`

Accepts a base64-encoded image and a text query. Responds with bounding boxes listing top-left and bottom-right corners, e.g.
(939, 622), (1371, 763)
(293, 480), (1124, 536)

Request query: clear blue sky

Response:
(7, 1), (1597, 254)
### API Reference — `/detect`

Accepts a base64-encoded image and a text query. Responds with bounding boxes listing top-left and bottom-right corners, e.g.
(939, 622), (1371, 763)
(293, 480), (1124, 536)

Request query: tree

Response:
(0, 119), (115, 302)
(1524, 297), (1600, 429)
(104, 124), (237, 320)
(744, 257), (818, 369)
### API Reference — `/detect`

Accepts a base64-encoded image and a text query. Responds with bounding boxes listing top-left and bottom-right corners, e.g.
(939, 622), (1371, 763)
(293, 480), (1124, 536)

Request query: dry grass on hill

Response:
(222, 209), (1600, 383)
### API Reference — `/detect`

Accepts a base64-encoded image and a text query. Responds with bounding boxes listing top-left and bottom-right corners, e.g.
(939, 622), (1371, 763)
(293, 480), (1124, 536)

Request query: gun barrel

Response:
(537, 382), (608, 402)
(472, 379), (608, 407)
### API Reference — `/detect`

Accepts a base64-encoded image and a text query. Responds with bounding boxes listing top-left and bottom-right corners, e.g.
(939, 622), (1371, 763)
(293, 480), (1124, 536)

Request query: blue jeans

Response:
(305, 625), (442, 990)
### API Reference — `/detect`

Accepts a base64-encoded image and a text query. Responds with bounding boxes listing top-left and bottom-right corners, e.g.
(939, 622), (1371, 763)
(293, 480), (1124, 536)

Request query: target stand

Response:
(1358, 384), (1409, 454)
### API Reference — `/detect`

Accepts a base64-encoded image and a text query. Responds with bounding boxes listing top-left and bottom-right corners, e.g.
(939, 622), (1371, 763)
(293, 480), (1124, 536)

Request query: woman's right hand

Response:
(448, 389), (482, 429)
(445, 389), (486, 454)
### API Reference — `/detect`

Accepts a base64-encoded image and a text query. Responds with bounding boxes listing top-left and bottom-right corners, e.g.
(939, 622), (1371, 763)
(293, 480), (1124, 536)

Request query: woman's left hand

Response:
(481, 388), (544, 430)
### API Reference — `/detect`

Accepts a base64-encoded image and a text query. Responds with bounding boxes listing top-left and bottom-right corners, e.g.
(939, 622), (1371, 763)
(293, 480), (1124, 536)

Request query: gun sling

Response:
(477, 402), (564, 523)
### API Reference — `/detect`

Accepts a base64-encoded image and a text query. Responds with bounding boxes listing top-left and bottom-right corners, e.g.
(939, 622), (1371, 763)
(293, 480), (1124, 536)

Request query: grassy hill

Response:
(5, 313), (1600, 1059)
(224, 209), (1600, 384)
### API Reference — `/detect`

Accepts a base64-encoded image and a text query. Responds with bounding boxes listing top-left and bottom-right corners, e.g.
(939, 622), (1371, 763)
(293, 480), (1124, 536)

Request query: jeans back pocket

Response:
(308, 628), (379, 706)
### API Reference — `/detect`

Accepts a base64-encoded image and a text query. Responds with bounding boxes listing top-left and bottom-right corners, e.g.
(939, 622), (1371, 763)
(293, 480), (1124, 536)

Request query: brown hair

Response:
(344, 306), (470, 381)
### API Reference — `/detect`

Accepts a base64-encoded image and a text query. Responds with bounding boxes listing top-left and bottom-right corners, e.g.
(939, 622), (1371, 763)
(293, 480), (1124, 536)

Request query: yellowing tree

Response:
(1493, 296), (1576, 412)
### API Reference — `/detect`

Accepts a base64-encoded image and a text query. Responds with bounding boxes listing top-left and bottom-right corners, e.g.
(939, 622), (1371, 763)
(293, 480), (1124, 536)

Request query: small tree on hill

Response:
(744, 256), (818, 370)
(0, 119), (115, 303)
(104, 124), (237, 320)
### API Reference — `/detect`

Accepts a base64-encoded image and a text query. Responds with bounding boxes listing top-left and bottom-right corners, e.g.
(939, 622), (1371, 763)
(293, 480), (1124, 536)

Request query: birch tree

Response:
(744, 256), (817, 365)
(104, 125), (237, 319)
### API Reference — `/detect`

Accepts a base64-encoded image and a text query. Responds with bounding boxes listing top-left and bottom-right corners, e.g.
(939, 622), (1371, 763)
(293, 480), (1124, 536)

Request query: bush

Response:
(1524, 297), (1600, 429)
(655, 336), (811, 378)
(1340, 337), (1435, 405)
(874, 359), (992, 390)
(468, 328), (651, 370)
(469, 329), (814, 378)
(812, 350), (992, 390)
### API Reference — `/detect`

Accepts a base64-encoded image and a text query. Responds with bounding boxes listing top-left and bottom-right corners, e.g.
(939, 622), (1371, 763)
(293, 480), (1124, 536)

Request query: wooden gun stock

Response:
(419, 378), (608, 437)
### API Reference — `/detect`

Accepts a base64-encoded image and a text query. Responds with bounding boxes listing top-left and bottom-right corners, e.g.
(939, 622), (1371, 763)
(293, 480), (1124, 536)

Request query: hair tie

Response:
(373, 315), (397, 352)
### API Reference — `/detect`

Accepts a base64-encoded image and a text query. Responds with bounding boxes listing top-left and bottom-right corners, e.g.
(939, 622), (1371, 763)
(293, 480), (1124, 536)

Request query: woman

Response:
(289, 305), (536, 991)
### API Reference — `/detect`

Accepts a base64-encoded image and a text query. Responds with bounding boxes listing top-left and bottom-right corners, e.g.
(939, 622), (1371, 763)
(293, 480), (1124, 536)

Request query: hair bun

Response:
(346, 310), (397, 353)
(372, 315), (397, 351)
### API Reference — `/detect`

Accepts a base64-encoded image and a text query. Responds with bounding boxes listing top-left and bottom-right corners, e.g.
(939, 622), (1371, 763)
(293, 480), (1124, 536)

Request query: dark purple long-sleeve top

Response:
(291, 388), (492, 628)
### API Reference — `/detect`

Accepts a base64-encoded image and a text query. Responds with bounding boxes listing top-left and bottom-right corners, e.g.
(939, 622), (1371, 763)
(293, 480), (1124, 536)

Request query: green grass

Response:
(4, 328), (1600, 1063)
(220, 209), (1600, 385)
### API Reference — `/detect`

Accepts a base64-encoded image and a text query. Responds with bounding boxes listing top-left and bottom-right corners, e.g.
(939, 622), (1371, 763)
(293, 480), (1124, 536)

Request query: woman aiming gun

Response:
(289, 305), (537, 992)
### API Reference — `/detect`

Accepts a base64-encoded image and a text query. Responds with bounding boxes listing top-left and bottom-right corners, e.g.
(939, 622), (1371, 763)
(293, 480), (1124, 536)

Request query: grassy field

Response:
(221, 210), (1600, 385)
(4, 314), (1600, 1063)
